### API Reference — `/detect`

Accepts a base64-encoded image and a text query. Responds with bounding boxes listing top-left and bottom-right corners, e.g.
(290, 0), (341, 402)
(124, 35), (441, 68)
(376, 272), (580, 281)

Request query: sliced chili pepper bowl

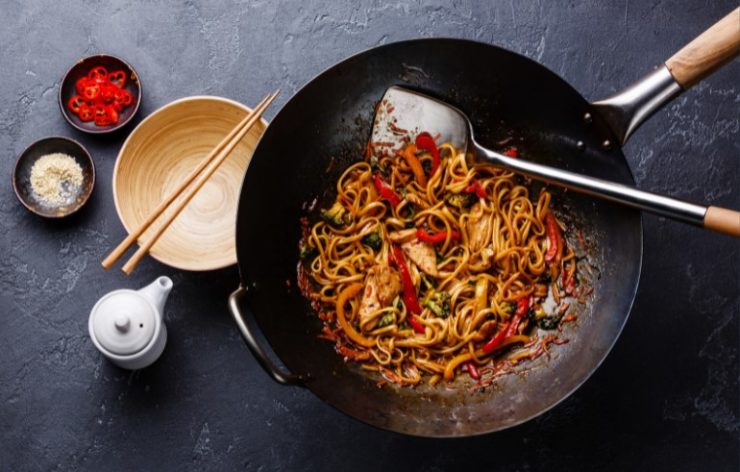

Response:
(59, 54), (142, 134)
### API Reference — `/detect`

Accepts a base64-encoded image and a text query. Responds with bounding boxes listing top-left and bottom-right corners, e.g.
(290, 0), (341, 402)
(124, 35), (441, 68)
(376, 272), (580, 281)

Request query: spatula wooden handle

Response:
(704, 206), (740, 237)
(666, 8), (740, 89)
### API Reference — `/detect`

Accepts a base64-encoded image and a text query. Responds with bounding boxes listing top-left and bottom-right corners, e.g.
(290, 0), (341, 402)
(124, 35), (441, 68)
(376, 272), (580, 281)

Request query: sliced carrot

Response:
(401, 144), (427, 187)
(336, 283), (375, 347)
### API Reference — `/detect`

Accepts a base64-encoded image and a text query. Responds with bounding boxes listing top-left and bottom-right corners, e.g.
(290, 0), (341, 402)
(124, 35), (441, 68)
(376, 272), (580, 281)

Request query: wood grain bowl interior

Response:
(113, 96), (267, 271)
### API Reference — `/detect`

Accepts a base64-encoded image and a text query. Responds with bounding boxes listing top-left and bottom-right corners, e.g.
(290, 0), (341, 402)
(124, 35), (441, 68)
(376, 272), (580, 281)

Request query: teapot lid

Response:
(91, 291), (157, 355)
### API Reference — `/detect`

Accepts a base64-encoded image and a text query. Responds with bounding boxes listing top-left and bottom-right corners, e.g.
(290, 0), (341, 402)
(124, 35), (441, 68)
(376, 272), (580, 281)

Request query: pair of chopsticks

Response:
(102, 90), (280, 274)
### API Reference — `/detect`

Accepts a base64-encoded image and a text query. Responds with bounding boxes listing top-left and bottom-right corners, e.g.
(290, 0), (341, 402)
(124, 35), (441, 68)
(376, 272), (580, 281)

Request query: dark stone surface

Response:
(1, 1), (738, 470)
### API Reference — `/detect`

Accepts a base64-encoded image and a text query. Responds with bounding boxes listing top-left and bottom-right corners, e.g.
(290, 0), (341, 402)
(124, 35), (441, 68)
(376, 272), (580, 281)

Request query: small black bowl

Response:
(59, 54), (142, 134)
(13, 137), (95, 218)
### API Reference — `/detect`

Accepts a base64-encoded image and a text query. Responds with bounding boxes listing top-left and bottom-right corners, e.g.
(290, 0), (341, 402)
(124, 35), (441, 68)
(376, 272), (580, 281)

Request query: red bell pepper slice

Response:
(464, 180), (487, 199)
(503, 147), (518, 157)
(544, 213), (561, 263)
(481, 297), (529, 353)
(373, 174), (401, 208)
(416, 228), (461, 244)
(415, 132), (440, 175)
(562, 266), (576, 295)
(465, 362), (481, 380)
(390, 245), (424, 334)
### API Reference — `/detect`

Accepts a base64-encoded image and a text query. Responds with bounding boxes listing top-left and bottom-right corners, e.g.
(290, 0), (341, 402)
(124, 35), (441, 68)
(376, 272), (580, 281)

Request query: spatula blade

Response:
(370, 86), (470, 155)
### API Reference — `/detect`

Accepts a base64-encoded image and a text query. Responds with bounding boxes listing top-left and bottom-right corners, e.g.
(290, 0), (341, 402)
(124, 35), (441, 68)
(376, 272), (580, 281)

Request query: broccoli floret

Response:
(299, 245), (318, 261)
(423, 290), (451, 318)
(320, 201), (348, 227)
(537, 313), (564, 330)
(445, 192), (476, 210)
(361, 232), (382, 250)
(377, 312), (394, 328)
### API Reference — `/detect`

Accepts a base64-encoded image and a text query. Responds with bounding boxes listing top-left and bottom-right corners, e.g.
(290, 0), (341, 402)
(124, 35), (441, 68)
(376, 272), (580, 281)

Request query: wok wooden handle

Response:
(704, 206), (740, 237)
(666, 8), (740, 89)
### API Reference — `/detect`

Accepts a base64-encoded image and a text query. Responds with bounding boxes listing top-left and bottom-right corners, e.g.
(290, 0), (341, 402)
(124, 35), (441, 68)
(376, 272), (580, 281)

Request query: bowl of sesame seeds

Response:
(12, 136), (95, 218)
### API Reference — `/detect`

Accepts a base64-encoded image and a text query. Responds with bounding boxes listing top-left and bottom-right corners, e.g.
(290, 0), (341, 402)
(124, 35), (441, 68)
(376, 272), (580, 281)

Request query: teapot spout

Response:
(138, 276), (173, 318)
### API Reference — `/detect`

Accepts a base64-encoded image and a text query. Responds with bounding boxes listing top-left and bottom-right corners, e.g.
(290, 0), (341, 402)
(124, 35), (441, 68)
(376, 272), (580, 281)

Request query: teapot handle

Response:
(228, 286), (305, 386)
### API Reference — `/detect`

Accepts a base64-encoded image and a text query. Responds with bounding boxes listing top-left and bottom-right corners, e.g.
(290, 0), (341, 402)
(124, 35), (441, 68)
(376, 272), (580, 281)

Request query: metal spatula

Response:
(371, 86), (740, 237)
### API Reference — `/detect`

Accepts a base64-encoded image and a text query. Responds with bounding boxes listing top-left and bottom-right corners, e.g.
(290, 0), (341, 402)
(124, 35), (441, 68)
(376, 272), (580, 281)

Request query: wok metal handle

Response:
(228, 286), (304, 386)
(592, 8), (740, 145)
(477, 145), (740, 238)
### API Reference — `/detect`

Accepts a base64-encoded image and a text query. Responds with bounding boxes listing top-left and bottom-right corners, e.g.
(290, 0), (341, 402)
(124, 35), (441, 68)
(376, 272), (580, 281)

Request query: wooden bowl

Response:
(113, 96), (266, 271)
(59, 54), (142, 134)
(13, 136), (95, 218)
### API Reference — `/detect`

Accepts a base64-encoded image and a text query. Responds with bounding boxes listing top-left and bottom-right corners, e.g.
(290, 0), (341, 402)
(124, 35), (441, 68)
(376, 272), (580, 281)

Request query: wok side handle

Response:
(666, 8), (740, 89)
(591, 8), (739, 145)
(228, 286), (304, 386)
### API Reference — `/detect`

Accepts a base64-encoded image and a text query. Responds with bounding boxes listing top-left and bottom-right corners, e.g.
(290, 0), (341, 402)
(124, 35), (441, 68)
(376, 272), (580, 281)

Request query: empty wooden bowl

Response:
(113, 96), (267, 271)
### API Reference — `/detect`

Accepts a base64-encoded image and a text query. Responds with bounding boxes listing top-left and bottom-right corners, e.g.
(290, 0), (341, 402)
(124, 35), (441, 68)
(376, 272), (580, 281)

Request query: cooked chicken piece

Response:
(401, 240), (438, 277)
(388, 228), (417, 244)
(466, 203), (492, 252)
(473, 320), (498, 342)
(405, 192), (427, 207)
(469, 247), (494, 272)
(358, 263), (402, 331)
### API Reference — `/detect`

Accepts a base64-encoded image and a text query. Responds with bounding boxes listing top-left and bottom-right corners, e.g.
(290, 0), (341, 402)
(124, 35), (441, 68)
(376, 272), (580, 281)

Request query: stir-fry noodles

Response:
(298, 132), (583, 387)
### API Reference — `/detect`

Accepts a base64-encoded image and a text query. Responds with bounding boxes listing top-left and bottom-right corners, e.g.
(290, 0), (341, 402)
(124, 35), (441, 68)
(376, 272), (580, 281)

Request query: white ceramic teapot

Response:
(88, 276), (173, 369)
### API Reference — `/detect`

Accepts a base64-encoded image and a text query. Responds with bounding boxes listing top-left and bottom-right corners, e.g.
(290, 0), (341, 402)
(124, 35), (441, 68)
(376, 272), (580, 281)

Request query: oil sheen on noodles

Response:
(298, 134), (581, 387)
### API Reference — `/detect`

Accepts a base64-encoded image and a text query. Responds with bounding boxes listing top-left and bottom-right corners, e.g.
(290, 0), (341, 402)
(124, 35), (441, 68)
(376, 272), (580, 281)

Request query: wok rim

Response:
(235, 37), (645, 437)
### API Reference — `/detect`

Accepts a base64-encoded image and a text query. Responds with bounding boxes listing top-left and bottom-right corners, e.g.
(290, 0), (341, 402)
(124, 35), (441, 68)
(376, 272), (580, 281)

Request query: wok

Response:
(229, 11), (739, 437)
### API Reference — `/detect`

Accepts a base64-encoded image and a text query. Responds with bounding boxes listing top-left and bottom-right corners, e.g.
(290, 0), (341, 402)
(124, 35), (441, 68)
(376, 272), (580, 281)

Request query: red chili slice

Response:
(88, 66), (108, 81)
(76, 77), (92, 95)
(67, 96), (85, 114)
(113, 88), (132, 106)
(108, 70), (126, 88)
(92, 105), (111, 126)
(105, 105), (120, 124)
(82, 83), (100, 101)
(78, 105), (93, 122)
(99, 85), (116, 104)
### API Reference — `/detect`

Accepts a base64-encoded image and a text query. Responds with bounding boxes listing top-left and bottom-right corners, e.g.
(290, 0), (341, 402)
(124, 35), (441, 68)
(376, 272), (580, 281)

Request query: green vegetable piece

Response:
(423, 290), (451, 318)
(320, 201), (348, 227)
(445, 192), (476, 210)
(361, 232), (382, 250)
(299, 245), (318, 261)
(537, 313), (564, 330)
(377, 312), (394, 328)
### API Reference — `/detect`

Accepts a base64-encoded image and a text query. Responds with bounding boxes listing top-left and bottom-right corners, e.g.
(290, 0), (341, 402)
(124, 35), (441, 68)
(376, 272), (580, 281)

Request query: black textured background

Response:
(1, 1), (738, 471)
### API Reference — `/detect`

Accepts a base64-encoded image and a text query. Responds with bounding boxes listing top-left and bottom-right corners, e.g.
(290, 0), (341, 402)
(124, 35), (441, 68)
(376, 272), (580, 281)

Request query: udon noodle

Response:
(298, 132), (582, 387)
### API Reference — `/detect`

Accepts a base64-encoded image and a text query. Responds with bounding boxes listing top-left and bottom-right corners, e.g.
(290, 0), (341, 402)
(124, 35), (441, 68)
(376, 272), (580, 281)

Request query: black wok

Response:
(229, 11), (739, 437)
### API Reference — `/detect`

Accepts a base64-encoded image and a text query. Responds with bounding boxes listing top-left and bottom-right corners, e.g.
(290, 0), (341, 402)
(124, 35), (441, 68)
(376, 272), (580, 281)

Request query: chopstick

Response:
(101, 90), (279, 274)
